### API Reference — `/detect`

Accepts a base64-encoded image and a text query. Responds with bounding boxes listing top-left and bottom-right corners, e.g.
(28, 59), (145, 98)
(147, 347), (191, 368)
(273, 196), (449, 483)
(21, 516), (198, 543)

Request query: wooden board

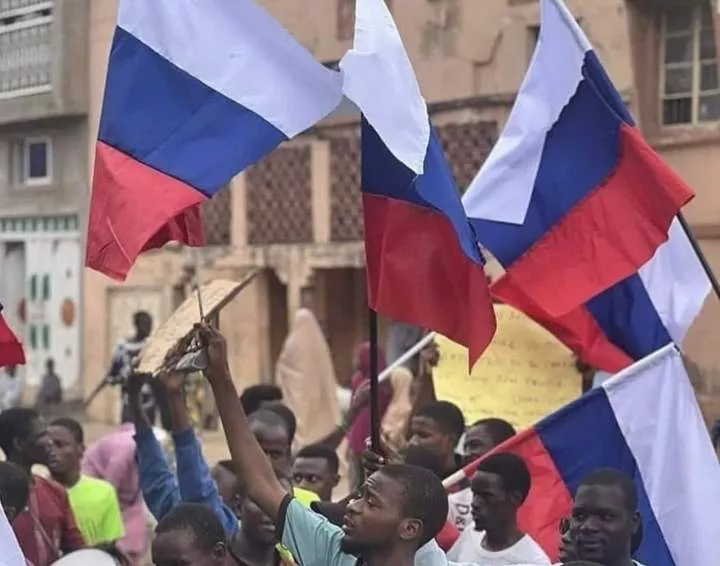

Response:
(137, 271), (257, 374)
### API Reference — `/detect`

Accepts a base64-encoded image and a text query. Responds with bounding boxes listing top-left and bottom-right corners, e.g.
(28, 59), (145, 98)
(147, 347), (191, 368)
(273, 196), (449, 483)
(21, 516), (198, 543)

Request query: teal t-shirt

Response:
(279, 497), (448, 566)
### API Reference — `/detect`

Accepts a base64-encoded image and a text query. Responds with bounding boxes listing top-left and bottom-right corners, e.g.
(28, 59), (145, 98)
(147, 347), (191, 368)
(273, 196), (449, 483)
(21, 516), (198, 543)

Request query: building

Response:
(83, 0), (720, 422)
(0, 0), (88, 400)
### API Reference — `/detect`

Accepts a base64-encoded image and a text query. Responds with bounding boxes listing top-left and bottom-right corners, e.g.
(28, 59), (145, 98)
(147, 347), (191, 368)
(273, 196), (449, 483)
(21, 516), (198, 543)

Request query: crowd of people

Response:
(0, 308), (692, 566)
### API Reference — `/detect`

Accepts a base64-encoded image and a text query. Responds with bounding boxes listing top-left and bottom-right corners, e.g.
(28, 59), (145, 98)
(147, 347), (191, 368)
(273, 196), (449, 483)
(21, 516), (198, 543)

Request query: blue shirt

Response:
(279, 496), (449, 566)
(134, 426), (239, 535)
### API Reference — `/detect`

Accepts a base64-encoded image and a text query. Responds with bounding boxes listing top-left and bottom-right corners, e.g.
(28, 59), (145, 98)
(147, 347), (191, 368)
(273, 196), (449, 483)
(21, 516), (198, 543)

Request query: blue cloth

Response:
(134, 426), (239, 535)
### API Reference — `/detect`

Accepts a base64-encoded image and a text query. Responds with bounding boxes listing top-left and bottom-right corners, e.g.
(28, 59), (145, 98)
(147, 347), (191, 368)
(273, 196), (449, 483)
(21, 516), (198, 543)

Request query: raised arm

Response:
(199, 324), (288, 521)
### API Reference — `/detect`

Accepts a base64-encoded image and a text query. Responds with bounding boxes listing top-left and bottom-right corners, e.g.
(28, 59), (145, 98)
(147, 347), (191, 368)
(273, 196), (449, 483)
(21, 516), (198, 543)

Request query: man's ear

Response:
(630, 509), (641, 537)
(212, 541), (227, 559)
(398, 517), (423, 543)
(509, 489), (524, 507)
(332, 474), (341, 488)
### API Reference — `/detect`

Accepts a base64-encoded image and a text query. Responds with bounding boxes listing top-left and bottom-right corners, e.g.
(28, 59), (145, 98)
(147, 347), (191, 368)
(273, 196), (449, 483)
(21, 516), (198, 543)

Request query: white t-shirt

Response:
(448, 487), (474, 531)
(448, 528), (550, 565)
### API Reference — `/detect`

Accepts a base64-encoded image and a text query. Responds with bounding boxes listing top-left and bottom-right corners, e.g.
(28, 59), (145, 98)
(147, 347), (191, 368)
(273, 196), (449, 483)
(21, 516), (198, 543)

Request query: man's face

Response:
(292, 457), (338, 501)
(18, 418), (50, 466)
(135, 315), (153, 340)
(571, 484), (637, 564)
(408, 416), (454, 463)
(251, 423), (291, 478)
(47, 426), (82, 478)
(341, 471), (420, 554)
(463, 424), (496, 463)
(470, 470), (517, 531)
(239, 496), (278, 546)
(152, 529), (225, 566)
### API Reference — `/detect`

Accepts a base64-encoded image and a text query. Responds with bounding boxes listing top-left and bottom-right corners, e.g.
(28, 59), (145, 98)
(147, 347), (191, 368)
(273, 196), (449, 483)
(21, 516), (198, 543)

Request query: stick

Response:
(194, 251), (205, 321)
(368, 308), (381, 453)
(677, 212), (720, 301)
(378, 332), (436, 383)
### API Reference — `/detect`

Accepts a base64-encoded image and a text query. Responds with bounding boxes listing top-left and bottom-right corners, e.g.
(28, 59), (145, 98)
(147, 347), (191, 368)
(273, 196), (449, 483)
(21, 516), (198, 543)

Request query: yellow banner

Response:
(433, 305), (581, 430)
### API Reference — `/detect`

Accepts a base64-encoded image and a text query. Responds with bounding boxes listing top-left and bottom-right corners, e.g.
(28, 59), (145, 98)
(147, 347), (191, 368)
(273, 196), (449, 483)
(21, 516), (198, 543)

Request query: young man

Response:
(450, 418), (517, 531)
(570, 469), (643, 566)
(47, 418), (125, 546)
(0, 364), (22, 411)
(407, 400), (465, 479)
(448, 452), (549, 565)
(0, 408), (85, 565)
(36, 358), (62, 416)
(292, 443), (340, 502)
(200, 324), (450, 566)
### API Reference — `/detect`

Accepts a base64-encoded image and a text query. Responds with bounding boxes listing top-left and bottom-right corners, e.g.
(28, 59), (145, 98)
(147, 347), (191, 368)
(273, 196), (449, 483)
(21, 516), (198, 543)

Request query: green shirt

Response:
(67, 475), (125, 545)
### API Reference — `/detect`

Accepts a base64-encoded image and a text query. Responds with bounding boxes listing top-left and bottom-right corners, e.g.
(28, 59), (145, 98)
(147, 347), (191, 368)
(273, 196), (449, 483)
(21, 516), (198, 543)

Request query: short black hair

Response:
(155, 502), (227, 552)
(215, 460), (236, 475)
(470, 418), (516, 446)
(476, 452), (532, 503)
(133, 311), (152, 325)
(265, 403), (297, 444)
(399, 445), (445, 479)
(578, 468), (638, 512)
(295, 443), (339, 474)
(50, 417), (84, 444)
(415, 401), (465, 442)
(248, 409), (290, 442)
(379, 464), (448, 546)
(0, 408), (39, 458)
(0, 461), (30, 513)
(240, 384), (283, 415)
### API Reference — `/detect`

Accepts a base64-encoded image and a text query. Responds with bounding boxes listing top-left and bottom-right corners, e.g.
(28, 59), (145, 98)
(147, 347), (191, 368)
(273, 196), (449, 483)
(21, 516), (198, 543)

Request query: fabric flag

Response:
(492, 218), (711, 373)
(87, 0), (344, 281)
(444, 344), (720, 564)
(339, 0), (496, 363)
(0, 303), (25, 367)
(463, 0), (694, 317)
(0, 504), (24, 566)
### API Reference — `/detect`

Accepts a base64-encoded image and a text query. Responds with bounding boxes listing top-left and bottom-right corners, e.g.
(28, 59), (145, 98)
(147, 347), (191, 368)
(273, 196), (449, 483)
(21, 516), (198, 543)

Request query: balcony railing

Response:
(0, 0), (53, 99)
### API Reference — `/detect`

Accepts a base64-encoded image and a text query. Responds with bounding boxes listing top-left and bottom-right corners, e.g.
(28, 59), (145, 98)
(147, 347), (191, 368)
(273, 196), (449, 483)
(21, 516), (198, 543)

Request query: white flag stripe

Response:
(605, 347), (720, 566)
(117, 0), (343, 138)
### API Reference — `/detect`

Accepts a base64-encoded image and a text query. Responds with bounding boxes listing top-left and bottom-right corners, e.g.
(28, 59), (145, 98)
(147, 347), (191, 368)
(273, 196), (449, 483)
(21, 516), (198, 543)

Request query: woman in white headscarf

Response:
(275, 309), (341, 449)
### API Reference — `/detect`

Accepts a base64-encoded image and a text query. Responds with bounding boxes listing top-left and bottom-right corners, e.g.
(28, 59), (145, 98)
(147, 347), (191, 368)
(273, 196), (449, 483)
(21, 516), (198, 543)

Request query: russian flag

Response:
(444, 345), (720, 564)
(339, 0), (496, 363)
(87, 0), (344, 280)
(0, 303), (24, 367)
(463, 0), (695, 317)
(492, 218), (711, 373)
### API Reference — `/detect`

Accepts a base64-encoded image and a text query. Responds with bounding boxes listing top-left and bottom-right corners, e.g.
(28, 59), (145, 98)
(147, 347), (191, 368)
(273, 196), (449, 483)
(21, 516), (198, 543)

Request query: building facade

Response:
(83, 0), (720, 422)
(0, 0), (88, 399)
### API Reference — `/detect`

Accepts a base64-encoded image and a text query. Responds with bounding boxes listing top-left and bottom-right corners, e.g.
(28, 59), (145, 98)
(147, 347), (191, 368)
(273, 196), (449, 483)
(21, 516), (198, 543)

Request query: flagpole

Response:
(677, 212), (720, 301)
(368, 308), (382, 453)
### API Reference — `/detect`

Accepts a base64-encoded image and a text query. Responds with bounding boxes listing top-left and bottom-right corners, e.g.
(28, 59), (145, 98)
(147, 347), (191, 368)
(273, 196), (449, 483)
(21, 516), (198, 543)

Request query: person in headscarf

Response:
(275, 309), (341, 449)
(380, 366), (413, 454)
(82, 424), (157, 566)
(346, 343), (391, 489)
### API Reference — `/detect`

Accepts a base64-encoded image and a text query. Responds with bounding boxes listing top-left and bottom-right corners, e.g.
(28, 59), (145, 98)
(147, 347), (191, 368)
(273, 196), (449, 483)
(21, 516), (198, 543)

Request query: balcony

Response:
(0, 0), (88, 124)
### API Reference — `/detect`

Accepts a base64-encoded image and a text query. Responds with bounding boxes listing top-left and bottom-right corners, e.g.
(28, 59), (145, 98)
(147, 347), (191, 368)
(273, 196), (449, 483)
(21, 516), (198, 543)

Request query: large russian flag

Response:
(463, 0), (694, 318)
(444, 345), (720, 564)
(0, 303), (24, 367)
(339, 0), (496, 363)
(492, 219), (711, 373)
(87, 0), (344, 280)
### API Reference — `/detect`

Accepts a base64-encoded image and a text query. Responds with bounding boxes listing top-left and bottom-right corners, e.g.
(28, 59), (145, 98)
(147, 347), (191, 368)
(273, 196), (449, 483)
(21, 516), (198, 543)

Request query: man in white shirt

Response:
(448, 418), (516, 531)
(0, 365), (22, 411)
(448, 452), (549, 565)
(565, 469), (645, 566)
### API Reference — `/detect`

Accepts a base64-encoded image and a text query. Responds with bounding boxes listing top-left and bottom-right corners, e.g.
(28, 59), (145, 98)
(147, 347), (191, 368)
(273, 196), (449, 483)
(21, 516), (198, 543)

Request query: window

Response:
(11, 136), (52, 185)
(661, 4), (720, 125)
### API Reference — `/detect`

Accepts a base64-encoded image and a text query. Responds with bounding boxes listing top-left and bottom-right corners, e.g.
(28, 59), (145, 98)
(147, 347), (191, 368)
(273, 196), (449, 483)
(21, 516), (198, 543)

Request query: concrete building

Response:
(83, 0), (720, 422)
(0, 0), (88, 400)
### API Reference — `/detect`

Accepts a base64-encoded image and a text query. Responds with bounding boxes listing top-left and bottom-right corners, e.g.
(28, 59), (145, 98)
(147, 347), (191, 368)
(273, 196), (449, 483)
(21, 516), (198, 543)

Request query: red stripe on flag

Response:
(0, 314), (25, 366)
(86, 141), (206, 282)
(501, 124), (694, 317)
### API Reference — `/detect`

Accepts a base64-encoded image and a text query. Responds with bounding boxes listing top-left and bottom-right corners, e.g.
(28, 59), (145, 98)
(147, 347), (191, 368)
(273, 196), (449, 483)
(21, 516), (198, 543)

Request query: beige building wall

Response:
(83, 0), (720, 422)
